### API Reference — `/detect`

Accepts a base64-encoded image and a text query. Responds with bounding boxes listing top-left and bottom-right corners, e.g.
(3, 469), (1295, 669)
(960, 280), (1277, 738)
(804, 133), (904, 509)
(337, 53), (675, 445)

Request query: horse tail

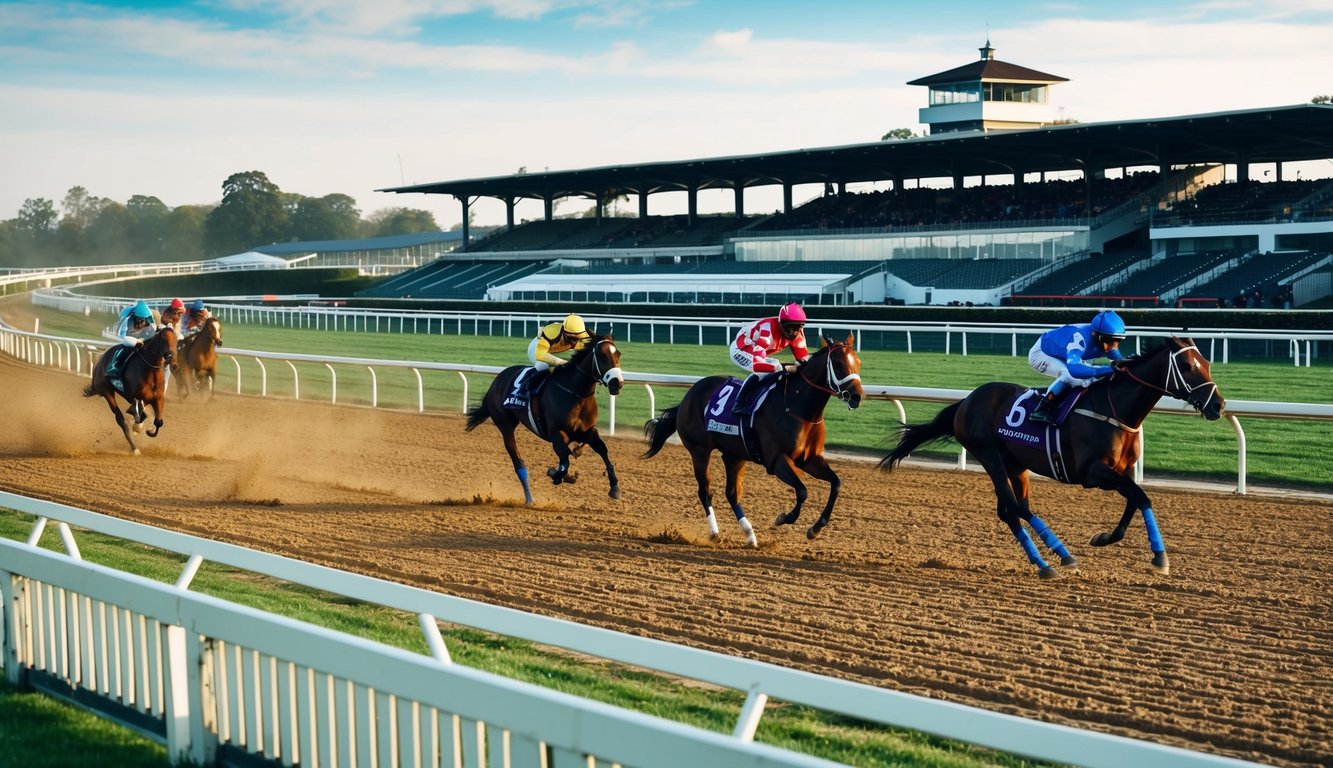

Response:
(641, 406), (680, 458)
(879, 401), (961, 471)
(464, 403), (491, 431)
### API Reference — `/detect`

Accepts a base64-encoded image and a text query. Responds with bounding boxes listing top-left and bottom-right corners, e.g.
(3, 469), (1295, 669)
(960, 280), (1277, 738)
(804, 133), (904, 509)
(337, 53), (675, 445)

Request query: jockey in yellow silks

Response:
(527, 314), (592, 371)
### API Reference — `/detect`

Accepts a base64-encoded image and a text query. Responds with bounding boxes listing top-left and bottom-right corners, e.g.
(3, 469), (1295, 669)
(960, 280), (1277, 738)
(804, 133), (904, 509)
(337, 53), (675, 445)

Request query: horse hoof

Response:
(1151, 553), (1170, 575)
(608, 487), (620, 500)
(1060, 555), (1080, 573)
(1089, 532), (1115, 547)
(709, 531), (720, 541)
(806, 524), (822, 540)
(1038, 565), (1060, 579)
(132, 448), (141, 456)
(565, 472), (578, 485)
(774, 512), (794, 527)
(746, 533), (758, 548)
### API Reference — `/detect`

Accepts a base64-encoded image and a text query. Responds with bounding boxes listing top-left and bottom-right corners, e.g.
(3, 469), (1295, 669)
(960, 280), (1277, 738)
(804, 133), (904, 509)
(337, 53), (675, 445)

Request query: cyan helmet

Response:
(1090, 310), (1127, 340)
(778, 303), (807, 325)
(131, 300), (152, 320)
(190, 299), (205, 312)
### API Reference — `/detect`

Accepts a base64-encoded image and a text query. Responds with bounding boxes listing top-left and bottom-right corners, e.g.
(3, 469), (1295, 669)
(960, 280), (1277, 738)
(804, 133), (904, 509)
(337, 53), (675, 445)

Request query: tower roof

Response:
(907, 44), (1067, 87)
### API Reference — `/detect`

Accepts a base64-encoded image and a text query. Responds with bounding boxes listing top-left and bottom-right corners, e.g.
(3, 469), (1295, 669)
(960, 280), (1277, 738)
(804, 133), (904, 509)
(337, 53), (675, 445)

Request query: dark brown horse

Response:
(642, 334), (864, 546)
(880, 336), (1225, 578)
(82, 325), (178, 455)
(465, 335), (624, 504)
(179, 316), (222, 400)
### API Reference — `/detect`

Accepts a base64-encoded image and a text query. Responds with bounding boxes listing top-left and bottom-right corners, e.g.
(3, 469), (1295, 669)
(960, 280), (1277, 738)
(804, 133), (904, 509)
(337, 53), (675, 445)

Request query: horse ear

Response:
(820, 335), (829, 349)
(845, 331), (855, 347)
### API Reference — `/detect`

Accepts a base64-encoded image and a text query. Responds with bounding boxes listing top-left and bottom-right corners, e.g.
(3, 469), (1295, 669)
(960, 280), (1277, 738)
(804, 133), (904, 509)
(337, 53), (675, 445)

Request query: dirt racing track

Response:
(2, 354), (1330, 767)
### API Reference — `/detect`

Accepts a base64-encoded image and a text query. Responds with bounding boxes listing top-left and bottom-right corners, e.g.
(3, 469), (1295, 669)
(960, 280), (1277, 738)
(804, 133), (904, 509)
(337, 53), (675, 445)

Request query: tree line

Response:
(0, 170), (444, 268)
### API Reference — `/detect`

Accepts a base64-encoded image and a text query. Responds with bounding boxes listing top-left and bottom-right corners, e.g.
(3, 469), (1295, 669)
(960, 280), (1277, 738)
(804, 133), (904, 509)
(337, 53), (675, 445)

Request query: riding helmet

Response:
(169, 297), (185, 310)
(131, 300), (153, 320)
(190, 299), (205, 312)
(1090, 310), (1127, 340)
(563, 314), (588, 337)
(778, 303), (807, 330)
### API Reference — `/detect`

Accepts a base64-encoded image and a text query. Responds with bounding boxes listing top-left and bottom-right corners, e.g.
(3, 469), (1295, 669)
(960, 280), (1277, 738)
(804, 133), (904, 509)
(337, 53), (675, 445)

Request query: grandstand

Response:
(366, 104), (1333, 308)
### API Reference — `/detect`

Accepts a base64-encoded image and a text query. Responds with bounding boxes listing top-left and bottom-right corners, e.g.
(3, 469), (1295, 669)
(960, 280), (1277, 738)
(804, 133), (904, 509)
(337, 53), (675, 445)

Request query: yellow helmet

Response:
(563, 314), (588, 336)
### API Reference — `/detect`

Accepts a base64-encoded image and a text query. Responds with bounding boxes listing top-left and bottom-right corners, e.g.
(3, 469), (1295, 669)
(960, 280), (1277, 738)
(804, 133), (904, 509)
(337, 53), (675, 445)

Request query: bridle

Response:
(553, 338), (622, 398)
(1113, 342), (1219, 414)
(799, 342), (862, 404)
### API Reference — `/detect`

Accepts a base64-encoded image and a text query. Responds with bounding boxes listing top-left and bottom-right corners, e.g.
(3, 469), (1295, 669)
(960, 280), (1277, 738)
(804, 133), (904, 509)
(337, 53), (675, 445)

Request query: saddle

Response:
(503, 367), (548, 411)
(705, 378), (768, 466)
(105, 346), (133, 395)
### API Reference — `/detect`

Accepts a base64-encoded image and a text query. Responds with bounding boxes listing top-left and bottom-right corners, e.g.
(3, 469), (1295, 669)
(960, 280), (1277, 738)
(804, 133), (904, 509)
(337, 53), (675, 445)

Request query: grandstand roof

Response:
(379, 105), (1333, 205)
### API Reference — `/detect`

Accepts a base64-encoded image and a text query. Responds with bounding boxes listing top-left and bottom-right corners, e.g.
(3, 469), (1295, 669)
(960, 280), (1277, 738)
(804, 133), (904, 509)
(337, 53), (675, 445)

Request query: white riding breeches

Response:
(527, 338), (552, 372)
(1027, 340), (1095, 388)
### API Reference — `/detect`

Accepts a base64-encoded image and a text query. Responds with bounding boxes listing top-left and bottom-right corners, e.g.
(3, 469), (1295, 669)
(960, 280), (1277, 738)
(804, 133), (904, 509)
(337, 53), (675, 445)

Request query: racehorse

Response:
(879, 336), (1225, 578)
(642, 334), (863, 546)
(179, 316), (222, 400)
(464, 335), (624, 504)
(82, 325), (178, 455)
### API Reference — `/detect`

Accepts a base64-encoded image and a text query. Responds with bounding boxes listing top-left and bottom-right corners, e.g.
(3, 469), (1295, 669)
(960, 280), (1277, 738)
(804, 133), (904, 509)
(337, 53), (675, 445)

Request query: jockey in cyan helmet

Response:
(729, 303), (811, 416)
(115, 300), (157, 347)
(182, 298), (210, 338)
(1028, 309), (1127, 423)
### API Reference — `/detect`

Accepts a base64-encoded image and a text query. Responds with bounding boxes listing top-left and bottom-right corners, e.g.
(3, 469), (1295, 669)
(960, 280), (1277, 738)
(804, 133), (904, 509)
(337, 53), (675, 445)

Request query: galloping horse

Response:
(879, 336), (1225, 578)
(179, 316), (222, 400)
(643, 334), (863, 546)
(82, 325), (178, 455)
(465, 335), (624, 504)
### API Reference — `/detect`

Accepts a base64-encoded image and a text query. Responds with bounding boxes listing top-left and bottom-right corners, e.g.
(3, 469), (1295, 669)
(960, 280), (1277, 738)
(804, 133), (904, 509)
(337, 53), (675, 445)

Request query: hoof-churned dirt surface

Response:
(2, 355), (1330, 767)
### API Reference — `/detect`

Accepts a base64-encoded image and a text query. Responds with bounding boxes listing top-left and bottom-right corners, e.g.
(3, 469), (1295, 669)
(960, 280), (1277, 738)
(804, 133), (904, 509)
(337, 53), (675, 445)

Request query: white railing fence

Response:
(0, 492), (1257, 768)
(4, 325), (1332, 496)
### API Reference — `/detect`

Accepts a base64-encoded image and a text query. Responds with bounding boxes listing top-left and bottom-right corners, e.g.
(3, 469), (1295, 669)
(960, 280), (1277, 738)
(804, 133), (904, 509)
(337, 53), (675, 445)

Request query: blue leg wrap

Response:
(516, 466), (529, 485)
(1028, 516), (1071, 559)
(1142, 507), (1165, 554)
(1013, 527), (1048, 568)
(731, 504), (745, 521)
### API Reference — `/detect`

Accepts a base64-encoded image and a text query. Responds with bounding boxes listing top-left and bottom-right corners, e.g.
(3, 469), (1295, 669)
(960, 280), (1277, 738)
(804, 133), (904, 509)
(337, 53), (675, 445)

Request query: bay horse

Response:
(642, 334), (863, 546)
(82, 325), (178, 455)
(464, 335), (624, 504)
(879, 336), (1225, 578)
(179, 316), (222, 400)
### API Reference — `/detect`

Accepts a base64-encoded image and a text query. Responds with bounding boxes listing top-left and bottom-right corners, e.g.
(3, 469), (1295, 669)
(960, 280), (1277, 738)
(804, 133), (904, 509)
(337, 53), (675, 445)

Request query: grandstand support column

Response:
(638, 189), (649, 218)
(455, 194), (473, 251)
(687, 185), (698, 227)
(505, 197), (516, 230)
(733, 181), (745, 218)
(783, 182), (793, 214)
(543, 195), (554, 221)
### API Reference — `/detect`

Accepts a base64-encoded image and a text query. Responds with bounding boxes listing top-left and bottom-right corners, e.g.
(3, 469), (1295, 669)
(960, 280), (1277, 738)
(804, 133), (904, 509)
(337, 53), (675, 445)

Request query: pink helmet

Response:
(778, 303), (807, 325)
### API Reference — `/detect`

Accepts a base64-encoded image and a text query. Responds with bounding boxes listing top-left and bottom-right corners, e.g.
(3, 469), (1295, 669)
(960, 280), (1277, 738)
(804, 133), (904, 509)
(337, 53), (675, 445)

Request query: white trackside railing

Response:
(0, 491), (1259, 768)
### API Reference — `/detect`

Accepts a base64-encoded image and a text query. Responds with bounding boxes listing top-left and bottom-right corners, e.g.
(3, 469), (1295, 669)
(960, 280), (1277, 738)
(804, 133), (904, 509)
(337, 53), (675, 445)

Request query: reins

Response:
(787, 343), (861, 424)
(1097, 342), (1217, 425)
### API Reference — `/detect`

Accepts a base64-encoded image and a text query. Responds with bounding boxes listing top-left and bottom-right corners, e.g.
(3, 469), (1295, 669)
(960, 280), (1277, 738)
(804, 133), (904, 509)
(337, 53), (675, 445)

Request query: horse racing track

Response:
(3, 356), (1329, 767)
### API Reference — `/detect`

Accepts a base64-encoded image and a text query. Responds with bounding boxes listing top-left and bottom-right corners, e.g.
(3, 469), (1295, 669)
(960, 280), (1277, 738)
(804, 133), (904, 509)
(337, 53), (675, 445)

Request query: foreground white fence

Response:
(0, 491), (1257, 768)
(4, 324), (1332, 496)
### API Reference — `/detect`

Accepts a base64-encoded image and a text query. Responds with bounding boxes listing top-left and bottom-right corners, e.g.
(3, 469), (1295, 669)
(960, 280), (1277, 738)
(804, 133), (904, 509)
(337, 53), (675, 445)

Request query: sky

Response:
(3, 0), (1332, 231)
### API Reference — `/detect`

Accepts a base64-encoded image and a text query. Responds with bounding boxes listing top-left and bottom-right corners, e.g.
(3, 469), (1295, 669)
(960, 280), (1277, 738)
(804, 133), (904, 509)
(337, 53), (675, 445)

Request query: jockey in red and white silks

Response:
(729, 303), (810, 415)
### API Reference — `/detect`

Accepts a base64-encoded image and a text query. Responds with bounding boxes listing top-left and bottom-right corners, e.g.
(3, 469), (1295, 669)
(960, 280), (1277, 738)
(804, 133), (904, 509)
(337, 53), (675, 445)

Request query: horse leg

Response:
(771, 456), (809, 530)
(1084, 463), (1167, 574)
(579, 431), (619, 500)
(689, 450), (721, 540)
(974, 451), (1058, 578)
(722, 455), (756, 548)
(546, 436), (575, 485)
(794, 454), (839, 540)
(103, 393), (138, 455)
(145, 398), (164, 438)
(1008, 460), (1078, 572)
(497, 423), (534, 505)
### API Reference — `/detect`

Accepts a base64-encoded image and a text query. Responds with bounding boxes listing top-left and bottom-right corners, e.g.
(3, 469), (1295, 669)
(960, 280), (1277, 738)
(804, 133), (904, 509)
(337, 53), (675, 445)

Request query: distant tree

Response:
(881, 127), (918, 141)
(367, 207), (439, 236)
(204, 171), (288, 255)
(126, 195), (171, 259)
(1313, 94), (1332, 104)
(164, 204), (210, 261)
(86, 202), (134, 263)
(16, 198), (58, 234)
(290, 193), (361, 241)
(61, 186), (106, 230)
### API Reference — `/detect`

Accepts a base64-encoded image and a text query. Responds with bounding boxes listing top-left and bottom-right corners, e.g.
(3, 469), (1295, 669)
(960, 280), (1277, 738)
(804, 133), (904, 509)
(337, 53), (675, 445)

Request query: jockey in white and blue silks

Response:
(115, 300), (157, 347)
(1027, 309), (1127, 423)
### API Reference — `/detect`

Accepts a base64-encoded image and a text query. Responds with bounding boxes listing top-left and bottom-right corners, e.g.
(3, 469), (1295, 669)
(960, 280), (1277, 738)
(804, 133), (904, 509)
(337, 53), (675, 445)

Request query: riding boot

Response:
(1031, 380), (1066, 424)
(732, 375), (759, 417)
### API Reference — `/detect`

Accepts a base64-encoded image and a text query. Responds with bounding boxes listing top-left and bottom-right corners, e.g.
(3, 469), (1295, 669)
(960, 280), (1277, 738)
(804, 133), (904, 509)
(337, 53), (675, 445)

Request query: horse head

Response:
(1122, 336), (1225, 420)
(805, 333), (863, 410)
(206, 316), (222, 347)
(570, 335), (624, 395)
(151, 325), (179, 372)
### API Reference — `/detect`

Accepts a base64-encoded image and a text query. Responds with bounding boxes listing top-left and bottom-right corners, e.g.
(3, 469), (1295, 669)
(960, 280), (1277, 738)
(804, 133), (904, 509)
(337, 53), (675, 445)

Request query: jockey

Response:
(527, 314), (592, 371)
(182, 299), (210, 339)
(1028, 309), (1127, 423)
(159, 297), (185, 337)
(115, 300), (157, 347)
(730, 302), (811, 416)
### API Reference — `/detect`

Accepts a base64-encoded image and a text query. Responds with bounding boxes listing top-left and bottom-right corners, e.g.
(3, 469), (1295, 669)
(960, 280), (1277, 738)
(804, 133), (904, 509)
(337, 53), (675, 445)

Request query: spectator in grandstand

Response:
(1282, 285), (1294, 310)
(729, 303), (811, 417)
(159, 297), (185, 336)
(182, 299), (210, 339)
(1027, 310), (1127, 424)
(527, 314), (592, 371)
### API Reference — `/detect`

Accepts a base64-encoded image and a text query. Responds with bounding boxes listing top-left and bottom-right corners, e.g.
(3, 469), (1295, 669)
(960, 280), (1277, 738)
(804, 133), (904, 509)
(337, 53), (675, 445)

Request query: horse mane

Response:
(1119, 336), (1186, 365)
(567, 334), (610, 366)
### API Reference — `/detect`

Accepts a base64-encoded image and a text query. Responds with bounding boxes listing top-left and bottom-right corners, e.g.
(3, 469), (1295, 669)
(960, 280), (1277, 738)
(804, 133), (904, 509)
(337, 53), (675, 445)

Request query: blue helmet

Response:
(131, 300), (152, 320)
(1090, 310), (1126, 340)
(190, 299), (205, 312)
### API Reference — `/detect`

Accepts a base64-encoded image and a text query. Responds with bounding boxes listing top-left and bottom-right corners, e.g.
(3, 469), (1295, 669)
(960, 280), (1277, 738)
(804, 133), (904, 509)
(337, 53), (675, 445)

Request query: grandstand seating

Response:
(1016, 250), (1151, 297)
(1103, 251), (1237, 297)
(358, 259), (543, 299)
(1154, 180), (1328, 226)
(1184, 251), (1331, 306)
(469, 215), (757, 252)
